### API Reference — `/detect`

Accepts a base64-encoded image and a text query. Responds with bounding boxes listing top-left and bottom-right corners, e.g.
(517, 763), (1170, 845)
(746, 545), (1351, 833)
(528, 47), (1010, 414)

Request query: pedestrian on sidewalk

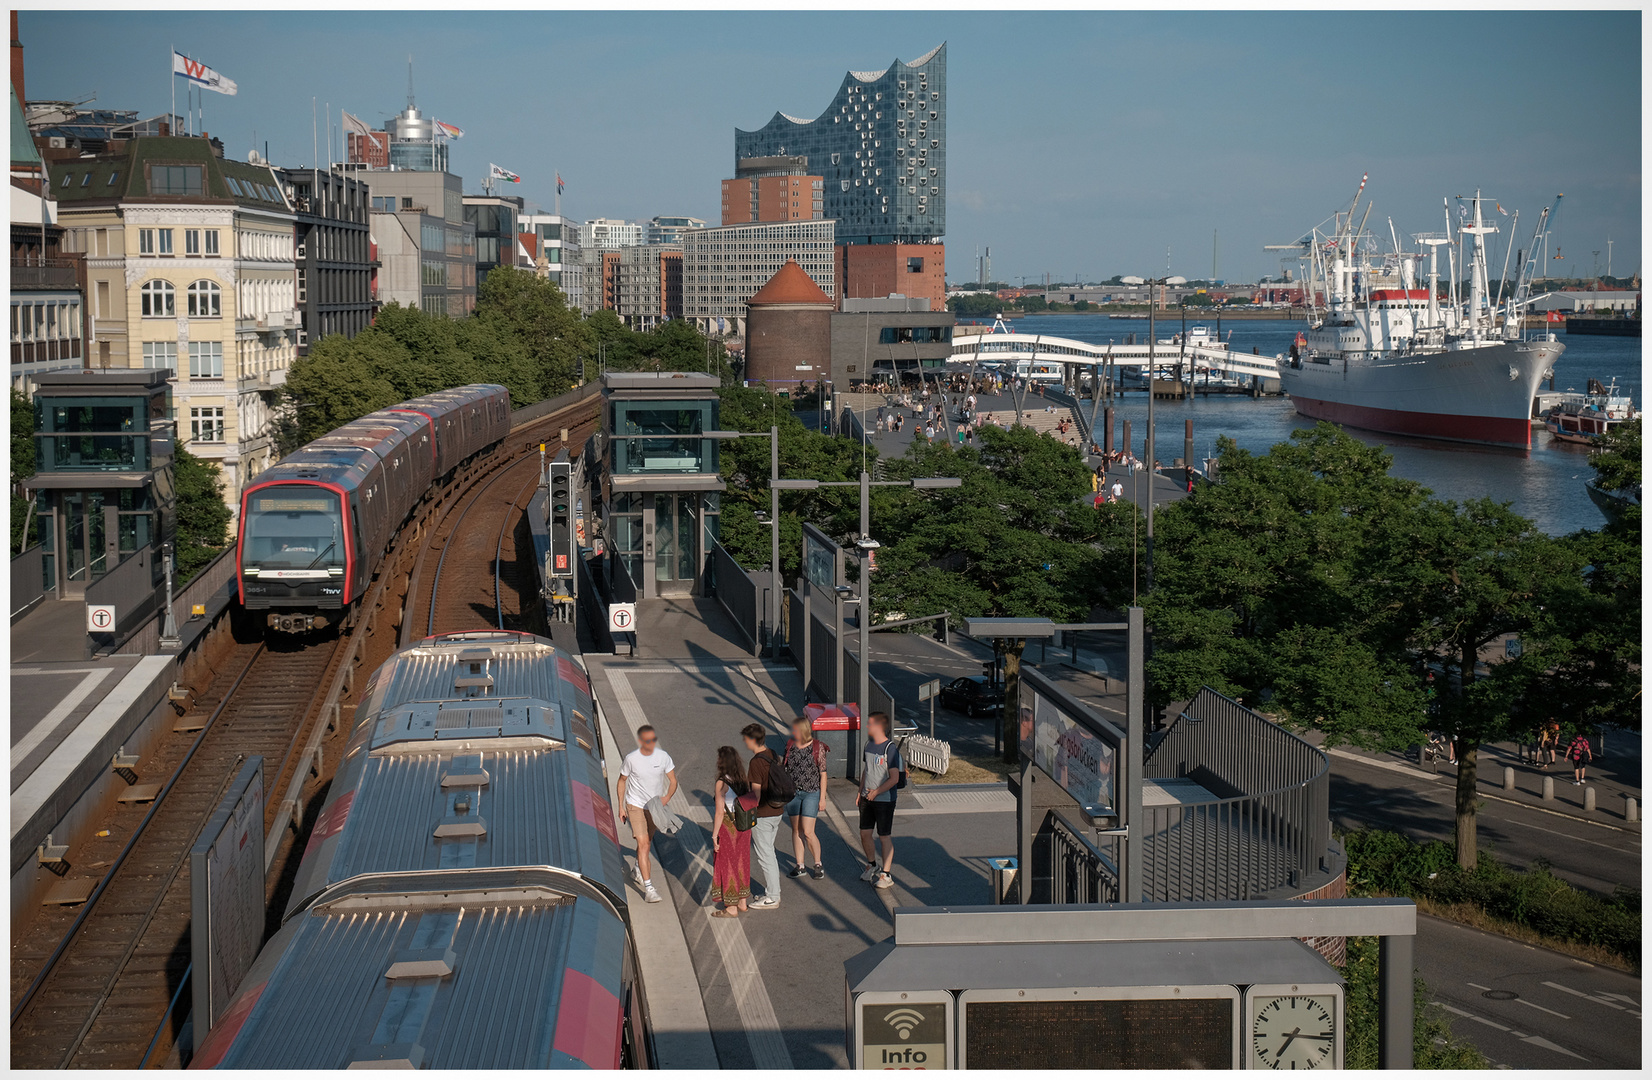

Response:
(742, 723), (788, 908)
(1111, 479), (1124, 503)
(710, 746), (753, 917)
(1566, 732), (1594, 786)
(617, 725), (677, 904)
(782, 716), (829, 880)
(857, 711), (906, 891)
(1541, 719), (1561, 768)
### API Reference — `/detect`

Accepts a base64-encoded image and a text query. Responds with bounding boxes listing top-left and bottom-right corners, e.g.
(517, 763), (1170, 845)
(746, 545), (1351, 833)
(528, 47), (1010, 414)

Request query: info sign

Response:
(1018, 673), (1121, 817)
(190, 757), (265, 1035)
(857, 994), (952, 1069)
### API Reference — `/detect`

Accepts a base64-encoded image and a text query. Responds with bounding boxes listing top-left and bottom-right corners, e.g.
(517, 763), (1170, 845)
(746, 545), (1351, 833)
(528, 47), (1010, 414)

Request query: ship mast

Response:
(1460, 190), (1498, 341)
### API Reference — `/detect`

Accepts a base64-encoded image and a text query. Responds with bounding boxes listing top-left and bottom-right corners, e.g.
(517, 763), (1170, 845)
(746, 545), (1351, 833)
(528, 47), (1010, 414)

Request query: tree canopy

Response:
(173, 444), (232, 583)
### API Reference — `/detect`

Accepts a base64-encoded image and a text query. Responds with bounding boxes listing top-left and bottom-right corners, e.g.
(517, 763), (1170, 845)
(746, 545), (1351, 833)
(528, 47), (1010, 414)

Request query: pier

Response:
(949, 327), (1284, 393)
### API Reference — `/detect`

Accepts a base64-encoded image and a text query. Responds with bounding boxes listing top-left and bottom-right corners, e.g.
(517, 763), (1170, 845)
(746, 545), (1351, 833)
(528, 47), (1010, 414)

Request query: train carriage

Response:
(192, 632), (648, 1069)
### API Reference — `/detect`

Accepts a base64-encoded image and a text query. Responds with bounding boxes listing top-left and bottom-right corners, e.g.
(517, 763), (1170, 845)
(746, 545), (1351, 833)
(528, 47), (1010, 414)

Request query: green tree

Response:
(173, 444), (231, 584)
(474, 265), (592, 393)
(1588, 417), (1640, 496)
(11, 388), (38, 552)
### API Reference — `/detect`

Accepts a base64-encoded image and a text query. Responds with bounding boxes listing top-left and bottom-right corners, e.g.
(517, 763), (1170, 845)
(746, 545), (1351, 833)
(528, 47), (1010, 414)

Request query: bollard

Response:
(1542, 776), (1555, 801)
(1584, 786), (1596, 813)
(1626, 796), (1638, 823)
(1503, 766), (1515, 792)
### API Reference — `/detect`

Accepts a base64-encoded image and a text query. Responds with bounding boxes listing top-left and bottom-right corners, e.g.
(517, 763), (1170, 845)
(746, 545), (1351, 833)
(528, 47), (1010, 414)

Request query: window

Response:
(150, 164), (204, 196)
(204, 229), (219, 255)
(907, 257), (925, 273)
(189, 407), (225, 443)
(188, 341), (224, 378)
(80, 172), (92, 187)
(185, 229), (200, 255)
(59, 173), (71, 188)
(140, 280), (175, 317)
(142, 341), (179, 374)
(187, 280), (221, 317)
(107, 171), (119, 186)
(296, 269), (307, 303)
(157, 229), (174, 255)
(139, 229), (155, 255)
(226, 177), (243, 196)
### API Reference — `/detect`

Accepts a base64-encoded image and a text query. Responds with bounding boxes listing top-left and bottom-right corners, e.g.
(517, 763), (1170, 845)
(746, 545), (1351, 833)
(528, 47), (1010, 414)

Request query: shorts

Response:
(785, 789), (821, 820)
(625, 805), (656, 839)
(858, 797), (896, 837)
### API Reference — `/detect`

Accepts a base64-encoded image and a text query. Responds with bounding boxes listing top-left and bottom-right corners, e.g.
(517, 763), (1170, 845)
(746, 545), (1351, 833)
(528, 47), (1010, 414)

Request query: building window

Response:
(150, 164), (204, 196)
(139, 229), (154, 255)
(185, 229), (201, 255)
(142, 341), (179, 374)
(189, 406), (225, 443)
(187, 280), (221, 317)
(140, 280), (175, 317)
(296, 269), (307, 303)
(189, 341), (224, 379)
(205, 229), (218, 255)
(158, 229), (174, 255)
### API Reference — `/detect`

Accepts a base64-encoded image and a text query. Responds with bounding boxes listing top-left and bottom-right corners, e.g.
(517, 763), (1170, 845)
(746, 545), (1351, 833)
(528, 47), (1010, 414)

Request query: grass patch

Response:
(1343, 828), (1641, 972)
(908, 755), (1014, 785)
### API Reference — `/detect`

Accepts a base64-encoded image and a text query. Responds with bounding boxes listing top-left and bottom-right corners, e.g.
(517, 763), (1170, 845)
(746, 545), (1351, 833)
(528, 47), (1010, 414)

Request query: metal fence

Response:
(12, 544), (46, 622)
(1139, 687), (1333, 902)
(120, 548), (237, 655)
(84, 548), (160, 651)
(1046, 811), (1120, 905)
(508, 380), (603, 428)
(706, 540), (761, 656)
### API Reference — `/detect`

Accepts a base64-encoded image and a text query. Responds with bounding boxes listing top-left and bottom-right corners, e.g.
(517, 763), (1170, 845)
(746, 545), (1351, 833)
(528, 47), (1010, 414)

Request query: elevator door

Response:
(653, 493), (698, 595)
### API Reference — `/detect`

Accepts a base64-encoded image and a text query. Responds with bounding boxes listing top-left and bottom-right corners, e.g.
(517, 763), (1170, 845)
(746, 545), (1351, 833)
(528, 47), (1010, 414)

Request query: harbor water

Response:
(1008, 314), (1642, 537)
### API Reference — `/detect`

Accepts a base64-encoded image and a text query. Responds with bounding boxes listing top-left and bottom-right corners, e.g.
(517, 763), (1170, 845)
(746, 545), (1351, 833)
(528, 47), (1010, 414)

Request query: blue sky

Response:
(19, 9), (1641, 283)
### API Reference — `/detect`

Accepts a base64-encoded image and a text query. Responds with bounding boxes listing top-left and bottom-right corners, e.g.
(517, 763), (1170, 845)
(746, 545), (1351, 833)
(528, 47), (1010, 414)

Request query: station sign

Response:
(917, 679), (941, 702)
(87, 604), (116, 632)
(608, 603), (636, 633)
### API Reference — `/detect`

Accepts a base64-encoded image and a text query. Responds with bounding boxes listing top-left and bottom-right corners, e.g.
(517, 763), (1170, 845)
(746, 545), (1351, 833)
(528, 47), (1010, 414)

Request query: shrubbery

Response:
(1343, 828), (1640, 964)
(1339, 935), (1488, 1069)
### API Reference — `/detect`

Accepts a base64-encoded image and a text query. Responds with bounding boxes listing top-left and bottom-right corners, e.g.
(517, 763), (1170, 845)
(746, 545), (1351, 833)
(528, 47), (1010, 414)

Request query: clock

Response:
(1245, 984), (1342, 1070)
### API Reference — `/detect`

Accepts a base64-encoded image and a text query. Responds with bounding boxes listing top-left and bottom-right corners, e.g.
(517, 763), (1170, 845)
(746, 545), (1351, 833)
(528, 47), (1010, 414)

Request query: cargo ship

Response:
(1272, 180), (1565, 449)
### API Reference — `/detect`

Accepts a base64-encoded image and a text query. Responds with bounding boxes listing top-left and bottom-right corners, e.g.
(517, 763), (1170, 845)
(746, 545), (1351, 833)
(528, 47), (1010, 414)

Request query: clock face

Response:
(1250, 995), (1336, 1070)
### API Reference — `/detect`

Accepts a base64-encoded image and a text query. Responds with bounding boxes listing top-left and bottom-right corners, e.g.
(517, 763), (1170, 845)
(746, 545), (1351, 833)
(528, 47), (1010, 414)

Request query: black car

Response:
(938, 676), (1004, 717)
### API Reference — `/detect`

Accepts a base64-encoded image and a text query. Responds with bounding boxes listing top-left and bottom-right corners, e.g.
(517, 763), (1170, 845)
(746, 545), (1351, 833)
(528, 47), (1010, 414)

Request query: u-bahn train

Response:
(237, 385), (512, 633)
(191, 630), (650, 1069)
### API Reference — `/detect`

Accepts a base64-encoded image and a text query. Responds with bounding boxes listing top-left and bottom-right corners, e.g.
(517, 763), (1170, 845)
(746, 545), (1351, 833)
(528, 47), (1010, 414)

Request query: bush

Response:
(1343, 829), (1640, 963)
(1340, 936), (1488, 1069)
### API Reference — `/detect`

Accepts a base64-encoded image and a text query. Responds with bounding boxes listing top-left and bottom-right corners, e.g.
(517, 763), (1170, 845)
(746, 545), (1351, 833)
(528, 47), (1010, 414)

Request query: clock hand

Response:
(1295, 1034), (1334, 1041)
(1276, 1027), (1302, 1058)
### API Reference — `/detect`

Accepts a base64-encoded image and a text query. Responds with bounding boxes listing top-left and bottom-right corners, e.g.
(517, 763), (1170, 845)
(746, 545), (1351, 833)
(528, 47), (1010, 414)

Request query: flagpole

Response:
(312, 98), (318, 168)
(170, 46), (176, 136)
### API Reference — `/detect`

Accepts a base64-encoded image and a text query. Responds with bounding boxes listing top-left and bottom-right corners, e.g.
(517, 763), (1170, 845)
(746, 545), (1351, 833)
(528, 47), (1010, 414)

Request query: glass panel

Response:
(86, 493), (108, 581)
(654, 498), (675, 583)
(38, 433), (146, 471)
(677, 497), (695, 581)
(241, 487), (346, 569)
(612, 402), (717, 474)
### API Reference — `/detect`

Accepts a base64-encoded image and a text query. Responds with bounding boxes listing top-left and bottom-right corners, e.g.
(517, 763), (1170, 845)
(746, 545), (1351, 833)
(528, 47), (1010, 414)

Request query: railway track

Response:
(9, 637), (344, 1068)
(8, 390), (603, 1070)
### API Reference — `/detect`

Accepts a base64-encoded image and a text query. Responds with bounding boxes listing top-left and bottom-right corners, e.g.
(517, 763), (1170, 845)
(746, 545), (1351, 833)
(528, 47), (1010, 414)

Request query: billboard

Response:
(1019, 671), (1120, 816)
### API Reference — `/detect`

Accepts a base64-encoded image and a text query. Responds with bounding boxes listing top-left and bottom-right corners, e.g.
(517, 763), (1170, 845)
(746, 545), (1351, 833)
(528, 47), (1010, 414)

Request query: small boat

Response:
(1543, 377), (1637, 445)
(1585, 477), (1638, 523)
(1157, 325), (1225, 348)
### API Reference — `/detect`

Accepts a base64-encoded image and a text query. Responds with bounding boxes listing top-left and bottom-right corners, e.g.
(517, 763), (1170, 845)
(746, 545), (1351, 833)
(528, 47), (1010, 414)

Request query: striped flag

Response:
(556, 173), (564, 195)
(433, 119), (464, 139)
(489, 163), (521, 183)
(173, 50), (237, 95)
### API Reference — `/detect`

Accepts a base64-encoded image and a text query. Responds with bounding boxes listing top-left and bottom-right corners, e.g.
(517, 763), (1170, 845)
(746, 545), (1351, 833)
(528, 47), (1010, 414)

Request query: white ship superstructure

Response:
(1274, 179), (1566, 448)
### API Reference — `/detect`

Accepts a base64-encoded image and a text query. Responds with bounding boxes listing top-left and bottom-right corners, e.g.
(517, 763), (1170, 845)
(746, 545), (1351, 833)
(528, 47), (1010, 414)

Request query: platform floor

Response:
(11, 598), (89, 664)
(10, 653), (147, 793)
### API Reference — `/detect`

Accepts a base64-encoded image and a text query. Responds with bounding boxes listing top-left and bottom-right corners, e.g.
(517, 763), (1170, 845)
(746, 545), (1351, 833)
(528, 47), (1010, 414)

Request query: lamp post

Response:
(1141, 274), (1184, 592)
(159, 541), (180, 650)
(705, 426), (781, 658)
(774, 472), (962, 775)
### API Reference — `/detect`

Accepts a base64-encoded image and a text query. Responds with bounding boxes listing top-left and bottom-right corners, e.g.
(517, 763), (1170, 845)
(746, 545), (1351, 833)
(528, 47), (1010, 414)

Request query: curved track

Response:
(9, 391), (603, 1070)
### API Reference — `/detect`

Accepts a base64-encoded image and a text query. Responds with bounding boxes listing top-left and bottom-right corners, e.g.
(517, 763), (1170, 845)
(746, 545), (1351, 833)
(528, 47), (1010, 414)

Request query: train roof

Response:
(286, 632), (626, 920)
(194, 872), (629, 1069)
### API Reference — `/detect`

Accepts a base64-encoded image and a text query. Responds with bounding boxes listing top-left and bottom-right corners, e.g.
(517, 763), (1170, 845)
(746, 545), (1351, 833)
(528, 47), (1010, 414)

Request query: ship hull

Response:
(1280, 338), (1564, 449)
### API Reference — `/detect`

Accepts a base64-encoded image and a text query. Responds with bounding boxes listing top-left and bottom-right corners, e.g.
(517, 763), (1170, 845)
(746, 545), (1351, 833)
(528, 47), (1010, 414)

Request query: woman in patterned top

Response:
(782, 716), (829, 880)
(710, 746), (752, 917)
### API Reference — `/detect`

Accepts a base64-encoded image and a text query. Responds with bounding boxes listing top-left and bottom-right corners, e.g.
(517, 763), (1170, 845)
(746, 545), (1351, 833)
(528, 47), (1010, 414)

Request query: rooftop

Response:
(748, 259), (833, 307)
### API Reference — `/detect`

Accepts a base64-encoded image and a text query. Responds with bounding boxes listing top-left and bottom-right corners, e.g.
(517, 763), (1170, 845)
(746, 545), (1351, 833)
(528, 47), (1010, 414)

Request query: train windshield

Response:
(243, 486), (345, 570)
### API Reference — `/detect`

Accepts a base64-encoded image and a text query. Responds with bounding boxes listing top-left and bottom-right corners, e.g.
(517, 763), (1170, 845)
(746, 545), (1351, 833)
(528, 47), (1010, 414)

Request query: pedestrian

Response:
(616, 724), (677, 904)
(1111, 479), (1124, 502)
(741, 723), (787, 908)
(857, 711), (906, 890)
(1542, 718), (1561, 768)
(782, 716), (829, 880)
(1566, 732), (1593, 785)
(710, 746), (753, 917)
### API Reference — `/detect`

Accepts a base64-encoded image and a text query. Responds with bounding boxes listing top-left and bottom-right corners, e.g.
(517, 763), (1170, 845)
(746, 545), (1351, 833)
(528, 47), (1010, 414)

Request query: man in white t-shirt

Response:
(616, 725), (677, 903)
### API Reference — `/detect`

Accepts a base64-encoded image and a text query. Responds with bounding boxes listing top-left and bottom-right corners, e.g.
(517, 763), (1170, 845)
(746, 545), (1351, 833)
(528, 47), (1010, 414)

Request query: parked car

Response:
(938, 676), (1004, 717)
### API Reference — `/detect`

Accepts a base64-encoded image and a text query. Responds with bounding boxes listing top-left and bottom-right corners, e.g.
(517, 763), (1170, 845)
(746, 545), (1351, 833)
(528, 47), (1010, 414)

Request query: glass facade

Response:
(609, 401), (719, 475)
(734, 43), (945, 245)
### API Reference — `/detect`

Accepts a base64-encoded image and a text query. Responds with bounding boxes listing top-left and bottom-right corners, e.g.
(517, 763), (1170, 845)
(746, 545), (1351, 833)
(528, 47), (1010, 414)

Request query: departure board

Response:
(965, 996), (1235, 1069)
(255, 495), (332, 513)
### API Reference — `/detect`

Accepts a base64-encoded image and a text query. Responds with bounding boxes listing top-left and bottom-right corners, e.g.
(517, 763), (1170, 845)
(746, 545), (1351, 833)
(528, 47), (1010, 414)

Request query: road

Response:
(1416, 915), (1641, 1069)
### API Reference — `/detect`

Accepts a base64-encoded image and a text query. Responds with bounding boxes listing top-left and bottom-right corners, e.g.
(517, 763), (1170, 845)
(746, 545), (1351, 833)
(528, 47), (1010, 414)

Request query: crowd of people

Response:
(619, 711), (908, 918)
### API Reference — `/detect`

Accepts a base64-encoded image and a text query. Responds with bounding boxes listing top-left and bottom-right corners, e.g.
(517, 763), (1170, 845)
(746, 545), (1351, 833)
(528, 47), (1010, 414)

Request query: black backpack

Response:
(758, 749), (796, 808)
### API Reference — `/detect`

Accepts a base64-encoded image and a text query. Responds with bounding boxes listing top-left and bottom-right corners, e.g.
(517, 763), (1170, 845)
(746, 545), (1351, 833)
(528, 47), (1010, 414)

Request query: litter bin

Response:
(988, 856), (1019, 905)
(805, 702), (860, 780)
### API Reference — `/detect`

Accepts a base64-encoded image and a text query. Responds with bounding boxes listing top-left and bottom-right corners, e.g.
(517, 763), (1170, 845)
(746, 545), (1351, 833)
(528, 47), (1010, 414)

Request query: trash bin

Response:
(988, 856), (1019, 905)
(805, 703), (860, 780)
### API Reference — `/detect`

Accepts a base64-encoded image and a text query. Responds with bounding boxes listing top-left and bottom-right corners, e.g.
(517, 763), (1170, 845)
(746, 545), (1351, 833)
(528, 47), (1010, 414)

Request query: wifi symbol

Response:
(884, 1008), (925, 1040)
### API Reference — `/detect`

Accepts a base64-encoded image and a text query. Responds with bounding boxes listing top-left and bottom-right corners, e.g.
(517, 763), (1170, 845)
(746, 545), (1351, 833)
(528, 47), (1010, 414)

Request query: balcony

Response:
(11, 258), (80, 291)
(236, 310), (300, 333)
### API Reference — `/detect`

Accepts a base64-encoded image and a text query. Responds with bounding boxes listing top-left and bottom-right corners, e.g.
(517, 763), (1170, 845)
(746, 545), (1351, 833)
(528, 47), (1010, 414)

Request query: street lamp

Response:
(1141, 274), (1185, 593)
(773, 471), (962, 773)
(705, 428), (781, 658)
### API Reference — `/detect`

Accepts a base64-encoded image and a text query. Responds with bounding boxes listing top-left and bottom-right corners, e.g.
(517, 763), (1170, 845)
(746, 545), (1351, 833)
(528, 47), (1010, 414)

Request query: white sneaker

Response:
(631, 864), (647, 890)
(750, 895), (780, 909)
(643, 883), (662, 904)
(875, 871), (894, 890)
(859, 863), (879, 883)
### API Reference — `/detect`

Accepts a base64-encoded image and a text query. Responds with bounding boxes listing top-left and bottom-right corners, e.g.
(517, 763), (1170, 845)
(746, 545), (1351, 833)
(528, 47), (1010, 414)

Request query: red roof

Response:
(1369, 289), (1430, 302)
(748, 260), (833, 306)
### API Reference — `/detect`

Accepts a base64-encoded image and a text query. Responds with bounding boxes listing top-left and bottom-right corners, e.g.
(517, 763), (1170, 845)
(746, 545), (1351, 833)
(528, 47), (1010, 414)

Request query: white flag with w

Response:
(173, 51), (238, 96)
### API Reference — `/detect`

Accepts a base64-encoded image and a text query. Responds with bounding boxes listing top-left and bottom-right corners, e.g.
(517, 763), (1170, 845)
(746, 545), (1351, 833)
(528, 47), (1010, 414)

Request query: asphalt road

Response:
(1416, 915), (1641, 1069)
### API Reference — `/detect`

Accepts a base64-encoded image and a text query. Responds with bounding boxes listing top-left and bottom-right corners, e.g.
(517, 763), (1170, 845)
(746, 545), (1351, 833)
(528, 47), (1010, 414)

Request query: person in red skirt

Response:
(710, 745), (753, 917)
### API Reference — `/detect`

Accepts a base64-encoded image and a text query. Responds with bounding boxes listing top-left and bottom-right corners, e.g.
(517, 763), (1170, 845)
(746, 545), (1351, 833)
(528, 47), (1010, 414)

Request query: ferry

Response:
(1542, 378), (1637, 445)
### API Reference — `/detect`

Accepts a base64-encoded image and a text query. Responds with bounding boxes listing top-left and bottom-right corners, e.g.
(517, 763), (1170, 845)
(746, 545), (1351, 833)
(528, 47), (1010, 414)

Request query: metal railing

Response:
(706, 539), (761, 656)
(1139, 687), (1332, 901)
(11, 260), (80, 290)
(1047, 811), (1120, 905)
(12, 544), (47, 622)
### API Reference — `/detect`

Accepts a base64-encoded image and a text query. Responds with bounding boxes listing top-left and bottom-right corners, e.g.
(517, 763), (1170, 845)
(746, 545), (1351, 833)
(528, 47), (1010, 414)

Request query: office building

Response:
(830, 296), (954, 385)
(646, 215), (706, 246)
(363, 169), (475, 316)
(720, 156), (824, 225)
(734, 43), (946, 247)
(519, 211), (583, 308)
(836, 241), (945, 310)
(50, 134), (299, 515)
(579, 217), (644, 251)
(11, 89), (85, 390)
(346, 128), (389, 169)
(281, 167), (375, 354)
(746, 260), (833, 390)
(614, 244), (683, 330)
(683, 218), (836, 338)
(463, 192), (524, 285)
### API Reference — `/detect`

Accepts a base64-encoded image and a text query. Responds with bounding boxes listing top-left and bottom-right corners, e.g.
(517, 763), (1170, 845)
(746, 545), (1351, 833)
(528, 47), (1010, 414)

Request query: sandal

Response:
(710, 906), (742, 918)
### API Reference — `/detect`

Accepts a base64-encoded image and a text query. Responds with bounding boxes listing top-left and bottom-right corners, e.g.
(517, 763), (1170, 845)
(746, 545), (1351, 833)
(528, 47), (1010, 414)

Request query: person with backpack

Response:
(742, 723), (792, 908)
(857, 711), (906, 891)
(1566, 732), (1594, 786)
(710, 746), (754, 918)
(782, 716), (829, 880)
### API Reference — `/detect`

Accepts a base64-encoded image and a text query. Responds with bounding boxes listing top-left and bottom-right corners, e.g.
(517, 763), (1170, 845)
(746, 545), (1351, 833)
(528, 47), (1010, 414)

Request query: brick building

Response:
(745, 259), (832, 390)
